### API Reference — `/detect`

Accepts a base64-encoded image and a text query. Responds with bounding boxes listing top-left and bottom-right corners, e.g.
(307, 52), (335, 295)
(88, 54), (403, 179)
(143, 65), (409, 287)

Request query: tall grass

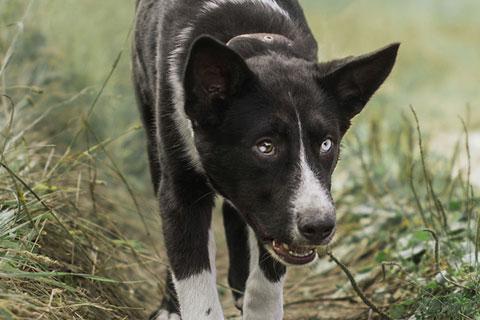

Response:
(325, 110), (480, 319)
(1, 2), (166, 319)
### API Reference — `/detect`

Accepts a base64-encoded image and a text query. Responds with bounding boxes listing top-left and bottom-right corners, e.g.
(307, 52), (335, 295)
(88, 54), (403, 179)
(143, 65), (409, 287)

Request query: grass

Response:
(329, 112), (480, 319)
(1, 1), (479, 319)
(0, 70), (165, 318)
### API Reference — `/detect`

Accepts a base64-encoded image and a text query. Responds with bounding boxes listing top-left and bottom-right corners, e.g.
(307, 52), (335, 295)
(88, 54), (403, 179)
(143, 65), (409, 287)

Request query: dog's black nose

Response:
(298, 217), (335, 244)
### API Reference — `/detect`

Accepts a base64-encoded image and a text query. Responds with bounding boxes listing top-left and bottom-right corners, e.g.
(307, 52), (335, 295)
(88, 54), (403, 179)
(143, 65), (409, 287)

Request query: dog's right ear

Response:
(318, 43), (400, 124)
(184, 35), (252, 126)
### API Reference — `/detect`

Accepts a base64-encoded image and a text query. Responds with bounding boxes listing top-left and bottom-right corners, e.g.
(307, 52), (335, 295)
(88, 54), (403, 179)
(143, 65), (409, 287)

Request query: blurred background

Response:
(1, 1), (479, 319)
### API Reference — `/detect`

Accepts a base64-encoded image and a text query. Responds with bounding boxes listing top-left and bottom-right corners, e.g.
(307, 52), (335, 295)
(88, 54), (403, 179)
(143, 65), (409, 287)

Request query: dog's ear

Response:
(318, 43), (399, 122)
(184, 35), (252, 126)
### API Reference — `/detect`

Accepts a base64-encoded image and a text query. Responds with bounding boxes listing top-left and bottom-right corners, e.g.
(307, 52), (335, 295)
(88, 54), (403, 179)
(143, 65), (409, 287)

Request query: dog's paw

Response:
(150, 309), (181, 320)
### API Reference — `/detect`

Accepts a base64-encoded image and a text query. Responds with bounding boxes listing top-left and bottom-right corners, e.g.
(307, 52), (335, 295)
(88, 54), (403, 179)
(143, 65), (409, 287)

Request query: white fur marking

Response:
(291, 118), (335, 239)
(166, 26), (205, 172)
(171, 229), (223, 319)
(153, 310), (180, 320)
(243, 228), (285, 320)
(173, 270), (224, 320)
(201, 0), (291, 19)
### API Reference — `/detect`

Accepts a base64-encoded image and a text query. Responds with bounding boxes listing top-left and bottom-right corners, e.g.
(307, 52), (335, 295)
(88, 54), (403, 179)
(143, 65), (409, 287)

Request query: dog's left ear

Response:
(318, 43), (400, 121)
(184, 35), (252, 126)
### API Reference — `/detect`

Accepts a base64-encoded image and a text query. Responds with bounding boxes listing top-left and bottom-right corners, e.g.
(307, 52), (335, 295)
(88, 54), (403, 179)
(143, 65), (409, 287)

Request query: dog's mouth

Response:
(231, 206), (320, 266)
(270, 240), (317, 265)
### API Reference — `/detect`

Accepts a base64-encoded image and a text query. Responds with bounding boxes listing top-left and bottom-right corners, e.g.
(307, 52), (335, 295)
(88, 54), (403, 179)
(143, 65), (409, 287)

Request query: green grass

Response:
(332, 112), (480, 319)
(1, 1), (479, 319)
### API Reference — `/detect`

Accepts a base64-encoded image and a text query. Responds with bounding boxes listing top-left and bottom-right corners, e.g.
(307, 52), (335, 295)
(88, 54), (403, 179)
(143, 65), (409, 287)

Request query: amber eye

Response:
(256, 139), (276, 156)
(320, 138), (333, 153)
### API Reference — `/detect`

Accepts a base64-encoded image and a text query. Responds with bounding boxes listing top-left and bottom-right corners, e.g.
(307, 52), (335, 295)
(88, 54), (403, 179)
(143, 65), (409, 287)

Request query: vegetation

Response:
(1, 1), (478, 319)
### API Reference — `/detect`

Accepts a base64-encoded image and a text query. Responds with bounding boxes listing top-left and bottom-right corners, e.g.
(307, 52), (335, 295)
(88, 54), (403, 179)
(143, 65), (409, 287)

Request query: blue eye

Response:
(320, 139), (333, 153)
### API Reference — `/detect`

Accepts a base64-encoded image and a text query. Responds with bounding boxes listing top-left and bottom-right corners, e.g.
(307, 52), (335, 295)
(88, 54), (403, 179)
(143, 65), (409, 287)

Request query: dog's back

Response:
(134, 0), (318, 89)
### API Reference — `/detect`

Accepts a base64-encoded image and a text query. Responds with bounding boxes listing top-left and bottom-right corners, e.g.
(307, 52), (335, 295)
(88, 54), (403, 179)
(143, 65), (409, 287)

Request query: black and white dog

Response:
(133, 0), (398, 319)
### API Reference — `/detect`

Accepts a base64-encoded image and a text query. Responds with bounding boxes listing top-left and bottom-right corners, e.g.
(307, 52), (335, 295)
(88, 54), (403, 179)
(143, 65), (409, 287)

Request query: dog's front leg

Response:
(243, 228), (287, 320)
(159, 178), (224, 320)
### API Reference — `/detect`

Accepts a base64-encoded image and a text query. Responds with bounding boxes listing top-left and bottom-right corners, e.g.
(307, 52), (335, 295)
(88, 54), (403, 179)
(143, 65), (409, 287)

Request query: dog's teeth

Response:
(289, 250), (305, 257)
(289, 251), (303, 257)
(282, 245), (316, 259)
(287, 249), (316, 258)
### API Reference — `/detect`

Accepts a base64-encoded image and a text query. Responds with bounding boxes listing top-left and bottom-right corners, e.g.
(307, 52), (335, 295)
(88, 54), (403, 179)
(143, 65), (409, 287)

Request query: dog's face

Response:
(184, 36), (398, 265)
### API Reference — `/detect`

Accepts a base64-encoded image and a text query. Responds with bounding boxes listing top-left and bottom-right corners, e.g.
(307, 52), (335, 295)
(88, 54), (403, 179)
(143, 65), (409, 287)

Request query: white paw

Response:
(153, 309), (181, 320)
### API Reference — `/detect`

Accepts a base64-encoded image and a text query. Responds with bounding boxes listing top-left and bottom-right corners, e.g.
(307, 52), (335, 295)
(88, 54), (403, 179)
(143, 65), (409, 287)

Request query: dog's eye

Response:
(320, 138), (333, 153)
(255, 139), (276, 156)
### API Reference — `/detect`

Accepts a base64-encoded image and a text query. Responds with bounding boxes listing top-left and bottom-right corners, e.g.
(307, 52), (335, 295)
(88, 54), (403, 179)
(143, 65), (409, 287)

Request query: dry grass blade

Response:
(327, 251), (392, 320)
(410, 105), (448, 230)
(459, 117), (477, 265)
(421, 228), (440, 272)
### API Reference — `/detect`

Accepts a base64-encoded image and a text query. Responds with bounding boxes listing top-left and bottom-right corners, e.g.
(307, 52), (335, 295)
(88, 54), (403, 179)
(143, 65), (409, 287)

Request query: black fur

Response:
(222, 202), (249, 310)
(133, 0), (398, 317)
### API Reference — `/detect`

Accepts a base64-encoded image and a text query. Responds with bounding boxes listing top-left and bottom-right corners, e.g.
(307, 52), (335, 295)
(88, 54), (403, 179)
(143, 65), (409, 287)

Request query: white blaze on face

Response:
(291, 118), (335, 240)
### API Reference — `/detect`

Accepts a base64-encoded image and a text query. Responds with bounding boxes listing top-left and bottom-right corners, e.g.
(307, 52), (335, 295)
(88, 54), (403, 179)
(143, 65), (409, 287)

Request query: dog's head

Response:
(183, 35), (399, 265)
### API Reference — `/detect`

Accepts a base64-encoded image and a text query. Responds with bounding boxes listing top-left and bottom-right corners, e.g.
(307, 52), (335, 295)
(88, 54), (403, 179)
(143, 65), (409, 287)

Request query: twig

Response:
(459, 117), (476, 264)
(327, 251), (392, 320)
(476, 212), (480, 267)
(442, 134), (461, 195)
(1, 94), (15, 157)
(353, 132), (381, 198)
(410, 105), (448, 230)
(438, 271), (476, 294)
(422, 228), (440, 272)
(381, 261), (407, 281)
(284, 296), (355, 307)
(458, 312), (474, 320)
(409, 162), (429, 227)
(381, 261), (422, 289)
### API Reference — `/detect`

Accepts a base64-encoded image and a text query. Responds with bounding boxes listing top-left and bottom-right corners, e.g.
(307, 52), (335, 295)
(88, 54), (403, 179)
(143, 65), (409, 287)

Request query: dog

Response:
(132, 0), (398, 319)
